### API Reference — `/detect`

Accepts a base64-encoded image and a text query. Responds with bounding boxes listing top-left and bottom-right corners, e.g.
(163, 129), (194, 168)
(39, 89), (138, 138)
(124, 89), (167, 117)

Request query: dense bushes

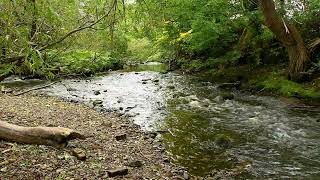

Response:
(0, 50), (123, 79)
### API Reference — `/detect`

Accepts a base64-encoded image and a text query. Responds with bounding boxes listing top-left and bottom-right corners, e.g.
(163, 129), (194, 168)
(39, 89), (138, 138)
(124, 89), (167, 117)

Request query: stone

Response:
(145, 132), (157, 139)
(107, 167), (128, 177)
(167, 85), (175, 89)
(163, 158), (170, 163)
(215, 134), (232, 149)
(70, 99), (79, 103)
(214, 96), (223, 103)
(115, 134), (127, 141)
(183, 171), (189, 180)
(128, 160), (143, 167)
(71, 148), (86, 161)
(67, 88), (77, 91)
(94, 91), (101, 95)
(221, 92), (234, 100)
(92, 100), (103, 107)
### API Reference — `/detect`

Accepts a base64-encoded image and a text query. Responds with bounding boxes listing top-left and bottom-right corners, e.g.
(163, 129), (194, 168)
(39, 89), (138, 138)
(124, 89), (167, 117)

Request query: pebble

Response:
(107, 167), (128, 177)
(128, 160), (143, 168)
(72, 148), (86, 161)
(115, 134), (127, 141)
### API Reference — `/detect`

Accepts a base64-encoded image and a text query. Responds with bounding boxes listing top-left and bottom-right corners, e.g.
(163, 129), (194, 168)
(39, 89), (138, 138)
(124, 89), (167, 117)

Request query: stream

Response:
(2, 62), (320, 178)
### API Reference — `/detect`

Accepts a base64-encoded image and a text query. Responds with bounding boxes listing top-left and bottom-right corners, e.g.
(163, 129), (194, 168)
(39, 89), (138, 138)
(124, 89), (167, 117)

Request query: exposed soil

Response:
(0, 94), (187, 179)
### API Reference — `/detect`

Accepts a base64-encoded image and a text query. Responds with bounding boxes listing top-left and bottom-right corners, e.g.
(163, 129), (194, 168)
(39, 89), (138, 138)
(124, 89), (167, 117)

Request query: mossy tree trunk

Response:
(259, 0), (310, 82)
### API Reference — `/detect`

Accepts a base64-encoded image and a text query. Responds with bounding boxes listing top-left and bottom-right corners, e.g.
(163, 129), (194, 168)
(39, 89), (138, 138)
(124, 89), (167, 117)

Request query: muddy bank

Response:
(0, 94), (186, 179)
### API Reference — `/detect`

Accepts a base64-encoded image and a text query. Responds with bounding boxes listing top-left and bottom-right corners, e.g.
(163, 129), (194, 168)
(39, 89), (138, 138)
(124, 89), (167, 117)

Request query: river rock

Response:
(115, 134), (127, 141)
(71, 148), (86, 161)
(145, 132), (157, 139)
(215, 134), (232, 149)
(128, 160), (143, 167)
(67, 88), (77, 91)
(167, 85), (175, 89)
(94, 90), (101, 95)
(107, 167), (128, 177)
(221, 92), (234, 100)
(92, 100), (103, 107)
(218, 81), (240, 89)
(189, 101), (201, 108)
(214, 96), (224, 103)
(183, 171), (189, 180)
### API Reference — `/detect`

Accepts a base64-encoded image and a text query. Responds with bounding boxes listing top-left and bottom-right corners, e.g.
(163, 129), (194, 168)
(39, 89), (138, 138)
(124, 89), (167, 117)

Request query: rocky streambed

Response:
(1, 62), (320, 179)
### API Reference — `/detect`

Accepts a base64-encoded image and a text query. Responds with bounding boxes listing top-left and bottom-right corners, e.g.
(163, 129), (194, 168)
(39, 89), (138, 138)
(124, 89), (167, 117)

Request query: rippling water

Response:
(33, 63), (320, 178)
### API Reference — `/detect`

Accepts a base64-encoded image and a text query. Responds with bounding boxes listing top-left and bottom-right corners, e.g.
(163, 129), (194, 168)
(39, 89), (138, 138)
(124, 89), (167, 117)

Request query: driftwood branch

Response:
(0, 121), (86, 147)
(14, 81), (58, 96)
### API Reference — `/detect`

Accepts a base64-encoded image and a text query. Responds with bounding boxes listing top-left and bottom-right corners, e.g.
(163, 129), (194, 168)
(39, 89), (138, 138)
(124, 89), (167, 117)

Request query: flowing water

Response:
(4, 62), (320, 178)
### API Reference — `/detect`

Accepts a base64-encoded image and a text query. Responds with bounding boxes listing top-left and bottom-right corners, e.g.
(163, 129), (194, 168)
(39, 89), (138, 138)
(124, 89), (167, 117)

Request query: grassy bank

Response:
(197, 65), (320, 102)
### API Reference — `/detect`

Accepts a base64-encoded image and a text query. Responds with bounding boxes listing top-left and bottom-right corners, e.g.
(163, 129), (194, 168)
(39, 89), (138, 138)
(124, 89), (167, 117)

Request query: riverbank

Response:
(0, 94), (186, 179)
(195, 65), (320, 103)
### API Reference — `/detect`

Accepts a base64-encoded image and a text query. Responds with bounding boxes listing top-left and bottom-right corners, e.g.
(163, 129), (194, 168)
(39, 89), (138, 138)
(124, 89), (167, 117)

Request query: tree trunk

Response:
(259, 0), (310, 82)
(0, 121), (85, 147)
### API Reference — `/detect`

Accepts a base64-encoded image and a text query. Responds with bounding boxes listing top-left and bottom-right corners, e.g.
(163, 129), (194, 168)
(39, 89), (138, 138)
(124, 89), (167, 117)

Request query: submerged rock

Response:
(94, 90), (101, 95)
(215, 134), (232, 149)
(167, 85), (175, 89)
(221, 92), (234, 100)
(67, 88), (77, 92)
(92, 100), (103, 107)
(214, 96), (224, 103)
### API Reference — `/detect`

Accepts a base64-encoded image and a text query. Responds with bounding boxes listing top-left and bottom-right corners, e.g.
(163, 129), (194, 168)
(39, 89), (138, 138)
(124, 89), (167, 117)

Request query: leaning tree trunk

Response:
(259, 0), (310, 82)
(0, 121), (85, 147)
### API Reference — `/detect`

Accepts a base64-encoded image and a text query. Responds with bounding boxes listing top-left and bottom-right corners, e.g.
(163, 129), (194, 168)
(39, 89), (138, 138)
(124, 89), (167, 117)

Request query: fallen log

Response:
(14, 81), (58, 96)
(0, 121), (85, 147)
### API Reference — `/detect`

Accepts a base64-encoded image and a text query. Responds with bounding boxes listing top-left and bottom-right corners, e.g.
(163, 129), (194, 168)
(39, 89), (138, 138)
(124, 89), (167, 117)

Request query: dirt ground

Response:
(0, 94), (188, 179)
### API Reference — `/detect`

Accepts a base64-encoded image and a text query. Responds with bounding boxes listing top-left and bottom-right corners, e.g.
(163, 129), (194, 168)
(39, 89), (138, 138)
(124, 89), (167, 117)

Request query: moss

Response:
(254, 73), (320, 99)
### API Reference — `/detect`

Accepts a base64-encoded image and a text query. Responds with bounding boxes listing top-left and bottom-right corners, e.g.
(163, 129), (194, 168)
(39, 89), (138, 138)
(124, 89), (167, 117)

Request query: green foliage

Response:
(0, 64), (15, 77)
(54, 50), (122, 75)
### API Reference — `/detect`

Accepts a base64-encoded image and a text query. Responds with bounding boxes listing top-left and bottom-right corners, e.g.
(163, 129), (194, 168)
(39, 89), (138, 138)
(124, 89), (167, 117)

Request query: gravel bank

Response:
(0, 94), (186, 179)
